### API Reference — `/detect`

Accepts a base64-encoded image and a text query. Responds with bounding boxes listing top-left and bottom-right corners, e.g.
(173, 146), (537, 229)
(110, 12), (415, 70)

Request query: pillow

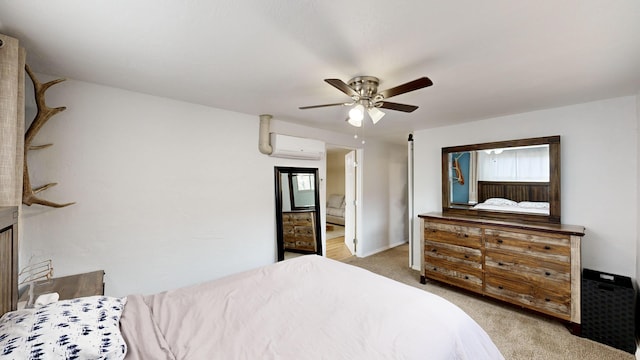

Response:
(327, 194), (344, 209)
(483, 198), (518, 206)
(0, 296), (127, 359)
(518, 201), (550, 209)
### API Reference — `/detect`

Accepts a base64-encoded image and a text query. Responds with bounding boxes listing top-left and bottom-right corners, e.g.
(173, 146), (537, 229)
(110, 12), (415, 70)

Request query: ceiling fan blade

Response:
(299, 102), (347, 110)
(325, 78), (358, 97)
(378, 101), (419, 113)
(377, 77), (433, 99)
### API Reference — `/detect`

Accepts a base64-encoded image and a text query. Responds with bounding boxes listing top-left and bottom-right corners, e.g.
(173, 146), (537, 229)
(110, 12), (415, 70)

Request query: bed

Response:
(0, 255), (504, 359)
(473, 180), (550, 214)
(472, 198), (550, 215)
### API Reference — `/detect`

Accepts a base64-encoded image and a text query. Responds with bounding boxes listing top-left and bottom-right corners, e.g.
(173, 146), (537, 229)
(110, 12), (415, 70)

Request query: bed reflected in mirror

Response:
(274, 167), (322, 261)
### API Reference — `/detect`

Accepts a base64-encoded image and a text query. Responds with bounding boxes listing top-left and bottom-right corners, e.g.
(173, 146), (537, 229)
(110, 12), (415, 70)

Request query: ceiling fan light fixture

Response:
(367, 107), (385, 124)
(348, 104), (364, 122)
(347, 117), (363, 127)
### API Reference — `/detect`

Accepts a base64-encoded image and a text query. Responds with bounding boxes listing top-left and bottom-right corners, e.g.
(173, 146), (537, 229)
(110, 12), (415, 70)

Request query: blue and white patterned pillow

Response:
(0, 296), (127, 360)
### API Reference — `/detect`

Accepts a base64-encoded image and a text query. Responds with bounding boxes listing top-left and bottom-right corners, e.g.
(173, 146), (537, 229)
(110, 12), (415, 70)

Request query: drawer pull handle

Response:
(464, 234), (468, 238)
(498, 285), (504, 290)
(464, 276), (469, 280)
(497, 239), (503, 244)
(545, 298), (551, 302)
(433, 267), (437, 271)
(431, 249), (437, 252)
(545, 271), (551, 276)
(498, 262), (504, 266)
(544, 245), (551, 250)
(464, 255), (469, 259)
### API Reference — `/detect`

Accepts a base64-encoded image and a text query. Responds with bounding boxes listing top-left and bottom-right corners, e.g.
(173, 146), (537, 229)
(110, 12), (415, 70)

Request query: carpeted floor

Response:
(342, 243), (635, 360)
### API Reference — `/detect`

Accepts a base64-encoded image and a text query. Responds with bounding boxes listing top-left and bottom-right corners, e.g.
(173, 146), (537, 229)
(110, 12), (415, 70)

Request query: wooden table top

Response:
(18, 270), (104, 303)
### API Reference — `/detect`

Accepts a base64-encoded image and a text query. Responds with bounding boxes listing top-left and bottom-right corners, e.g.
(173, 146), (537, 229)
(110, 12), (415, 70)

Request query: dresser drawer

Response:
(424, 222), (482, 248)
(292, 212), (314, 226)
(424, 262), (483, 294)
(283, 212), (315, 226)
(485, 274), (571, 319)
(283, 225), (295, 239)
(294, 226), (314, 236)
(425, 240), (482, 266)
(485, 249), (570, 285)
(294, 232), (315, 243)
(283, 236), (297, 248)
(484, 228), (570, 262)
(294, 239), (316, 251)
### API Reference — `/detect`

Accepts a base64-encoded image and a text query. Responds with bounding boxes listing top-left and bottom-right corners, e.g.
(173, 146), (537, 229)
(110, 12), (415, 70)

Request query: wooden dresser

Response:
(282, 211), (317, 252)
(0, 207), (19, 315)
(419, 212), (585, 329)
(18, 270), (105, 306)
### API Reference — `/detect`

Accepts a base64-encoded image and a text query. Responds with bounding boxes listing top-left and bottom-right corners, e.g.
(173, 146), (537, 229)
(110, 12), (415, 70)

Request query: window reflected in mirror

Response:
(290, 173), (316, 209)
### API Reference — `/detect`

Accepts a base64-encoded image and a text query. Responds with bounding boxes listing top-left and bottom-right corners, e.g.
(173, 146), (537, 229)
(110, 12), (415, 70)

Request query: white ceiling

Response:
(1, 1), (639, 144)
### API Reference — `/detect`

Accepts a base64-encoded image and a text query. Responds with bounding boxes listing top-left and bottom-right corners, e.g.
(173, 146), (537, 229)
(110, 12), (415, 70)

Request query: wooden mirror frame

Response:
(442, 135), (561, 224)
(275, 166), (323, 261)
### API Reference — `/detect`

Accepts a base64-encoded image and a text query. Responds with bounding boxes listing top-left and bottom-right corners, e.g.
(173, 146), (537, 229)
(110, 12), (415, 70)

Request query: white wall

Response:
(20, 76), (407, 297)
(413, 96), (638, 279)
(326, 149), (347, 197)
(360, 142), (409, 256)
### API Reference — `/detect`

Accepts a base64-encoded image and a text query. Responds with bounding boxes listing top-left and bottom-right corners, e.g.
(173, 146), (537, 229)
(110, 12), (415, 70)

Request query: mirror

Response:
(442, 136), (560, 224)
(275, 167), (323, 261)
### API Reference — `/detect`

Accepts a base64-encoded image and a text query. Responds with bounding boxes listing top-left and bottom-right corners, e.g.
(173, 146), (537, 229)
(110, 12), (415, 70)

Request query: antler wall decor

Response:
(452, 153), (465, 185)
(22, 64), (75, 207)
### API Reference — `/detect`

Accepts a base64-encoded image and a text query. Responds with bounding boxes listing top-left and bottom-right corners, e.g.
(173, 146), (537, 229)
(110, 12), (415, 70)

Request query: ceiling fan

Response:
(299, 76), (433, 127)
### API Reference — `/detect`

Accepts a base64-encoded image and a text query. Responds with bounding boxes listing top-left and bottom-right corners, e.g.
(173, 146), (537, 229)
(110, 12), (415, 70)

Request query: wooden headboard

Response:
(478, 181), (550, 203)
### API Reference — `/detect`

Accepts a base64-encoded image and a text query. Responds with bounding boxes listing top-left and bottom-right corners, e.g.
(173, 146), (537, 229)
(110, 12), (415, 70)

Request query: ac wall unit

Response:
(270, 133), (325, 160)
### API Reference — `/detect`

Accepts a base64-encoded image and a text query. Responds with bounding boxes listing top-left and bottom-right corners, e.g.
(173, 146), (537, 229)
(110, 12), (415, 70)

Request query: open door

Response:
(344, 151), (356, 255)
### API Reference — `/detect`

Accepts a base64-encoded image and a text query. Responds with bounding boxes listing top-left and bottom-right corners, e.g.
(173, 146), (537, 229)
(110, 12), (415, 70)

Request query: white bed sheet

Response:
(472, 202), (550, 215)
(120, 255), (503, 360)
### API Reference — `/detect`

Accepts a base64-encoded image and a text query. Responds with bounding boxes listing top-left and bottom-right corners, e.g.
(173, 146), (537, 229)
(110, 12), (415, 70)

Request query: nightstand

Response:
(18, 270), (105, 304)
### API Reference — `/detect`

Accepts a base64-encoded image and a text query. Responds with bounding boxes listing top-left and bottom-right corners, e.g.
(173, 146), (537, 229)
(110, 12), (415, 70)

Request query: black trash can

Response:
(581, 268), (636, 354)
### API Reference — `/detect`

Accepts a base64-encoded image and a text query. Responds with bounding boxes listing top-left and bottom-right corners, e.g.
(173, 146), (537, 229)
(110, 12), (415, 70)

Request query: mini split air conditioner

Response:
(269, 133), (325, 160)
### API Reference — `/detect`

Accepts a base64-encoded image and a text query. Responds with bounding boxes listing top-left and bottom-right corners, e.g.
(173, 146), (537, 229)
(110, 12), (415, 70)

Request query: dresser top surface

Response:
(419, 212), (585, 236)
(18, 270), (105, 303)
(0, 207), (18, 227)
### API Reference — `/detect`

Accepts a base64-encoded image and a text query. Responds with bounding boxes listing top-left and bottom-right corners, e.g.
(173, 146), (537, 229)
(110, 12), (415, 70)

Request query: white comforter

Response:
(120, 255), (503, 359)
(472, 202), (550, 215)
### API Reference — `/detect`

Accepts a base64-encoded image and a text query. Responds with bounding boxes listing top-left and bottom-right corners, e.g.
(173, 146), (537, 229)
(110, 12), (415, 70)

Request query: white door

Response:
(344, 151), (356, 255)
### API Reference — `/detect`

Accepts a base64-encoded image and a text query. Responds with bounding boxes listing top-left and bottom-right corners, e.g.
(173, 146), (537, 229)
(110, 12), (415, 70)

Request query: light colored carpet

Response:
(343, 243), (635, 360)
(326, 225), (345, 239)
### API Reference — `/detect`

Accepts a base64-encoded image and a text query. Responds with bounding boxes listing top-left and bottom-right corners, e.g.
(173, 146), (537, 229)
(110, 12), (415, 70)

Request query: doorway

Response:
(326, 147), (361, 260)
